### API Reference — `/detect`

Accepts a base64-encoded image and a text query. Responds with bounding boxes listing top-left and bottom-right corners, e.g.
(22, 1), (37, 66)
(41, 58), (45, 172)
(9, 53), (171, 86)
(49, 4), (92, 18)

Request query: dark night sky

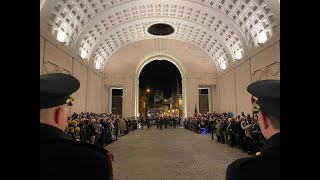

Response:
(139, 60), (182, 99)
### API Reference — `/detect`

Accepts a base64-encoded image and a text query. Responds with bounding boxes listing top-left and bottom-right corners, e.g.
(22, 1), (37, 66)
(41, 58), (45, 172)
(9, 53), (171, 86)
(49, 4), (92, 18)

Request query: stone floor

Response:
(106, 126), (249, 180)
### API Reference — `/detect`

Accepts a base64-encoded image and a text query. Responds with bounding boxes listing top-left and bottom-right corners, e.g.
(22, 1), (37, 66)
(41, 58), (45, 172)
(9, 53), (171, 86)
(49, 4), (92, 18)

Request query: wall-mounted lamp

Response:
(219, 61), (227, 70)
(234, 50), (242, 60)
(57, 31), (66, 44)
(257, 32), (267, 46)
(95, 61), (102, 70)
(80, 49), (88, 59)
(94, 56), (104, 70)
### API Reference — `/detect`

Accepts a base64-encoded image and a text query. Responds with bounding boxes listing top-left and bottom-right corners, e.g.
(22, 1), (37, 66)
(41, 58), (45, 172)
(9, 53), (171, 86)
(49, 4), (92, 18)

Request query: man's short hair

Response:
(268, 115), (280, 130)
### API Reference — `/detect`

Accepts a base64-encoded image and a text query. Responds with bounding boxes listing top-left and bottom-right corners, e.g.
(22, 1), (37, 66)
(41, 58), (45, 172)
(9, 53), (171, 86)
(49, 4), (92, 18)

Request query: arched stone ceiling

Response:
(89, 18), (232, 70)
(40, 0), (280, 71)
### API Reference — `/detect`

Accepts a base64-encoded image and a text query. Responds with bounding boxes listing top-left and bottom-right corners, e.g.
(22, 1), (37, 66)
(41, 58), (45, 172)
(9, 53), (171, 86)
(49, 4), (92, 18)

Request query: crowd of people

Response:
(41, 73), (280, 180)
(138, 116), (181, 129)
(65, 112), (140, 147)
(183, 112), (265, 156)
(66, 110), (265, 156)
(65, 112), (184, 146)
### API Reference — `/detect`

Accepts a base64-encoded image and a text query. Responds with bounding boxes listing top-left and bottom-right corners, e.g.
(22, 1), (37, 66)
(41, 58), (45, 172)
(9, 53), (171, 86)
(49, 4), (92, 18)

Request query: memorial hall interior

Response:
(40, 1), (280, 178)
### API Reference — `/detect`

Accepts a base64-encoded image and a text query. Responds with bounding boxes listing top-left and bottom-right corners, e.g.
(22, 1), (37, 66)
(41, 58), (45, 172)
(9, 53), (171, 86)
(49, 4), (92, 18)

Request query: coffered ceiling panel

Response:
(40, 0), (279, 71)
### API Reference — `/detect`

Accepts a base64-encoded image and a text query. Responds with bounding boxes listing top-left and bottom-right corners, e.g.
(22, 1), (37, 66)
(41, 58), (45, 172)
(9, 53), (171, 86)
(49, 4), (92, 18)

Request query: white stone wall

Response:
(44, 42), (73, 73)
(234, 60), (252, 116)
(40, 30), (104, 114)
(40, 30), (280, 118)
(86, 70), (103, 113)
(251, 41), (280, 81)
(218, 70), (237, 114)
(216, 34), (280, 116)
(72, 60), (88, 113)
(103, 39), (217, 118)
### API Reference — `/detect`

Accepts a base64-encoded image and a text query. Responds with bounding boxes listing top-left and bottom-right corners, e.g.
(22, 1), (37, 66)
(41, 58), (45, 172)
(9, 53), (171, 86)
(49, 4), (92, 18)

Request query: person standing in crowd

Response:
(159, 117), (163, 130)
(241, 119), (253, 154)
(235, 116), (245, 149)
(157, 117), (160, 129)
(173, 117), (177, 128)
(164, 117), (168, 129)
(140, 117), (144, 130)
(250, 118), (263, 155)
(226, 80), (280, 180)
(87, 119), (97, 144)
(78, 122), (88, 143)
(40, 73), (114, 180)
(114, 118), (119, 140)
(227, 117), (237, 148)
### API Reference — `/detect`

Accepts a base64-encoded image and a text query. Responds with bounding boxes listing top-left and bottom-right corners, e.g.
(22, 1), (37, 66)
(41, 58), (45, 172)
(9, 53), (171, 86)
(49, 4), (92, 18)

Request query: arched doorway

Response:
(135, 53), (187, 119)
(139, 60), (181, 118)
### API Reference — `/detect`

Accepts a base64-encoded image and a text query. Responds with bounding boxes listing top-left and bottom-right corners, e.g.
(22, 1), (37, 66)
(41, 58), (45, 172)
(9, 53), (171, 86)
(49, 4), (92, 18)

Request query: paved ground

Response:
(106, 126), (249, 180)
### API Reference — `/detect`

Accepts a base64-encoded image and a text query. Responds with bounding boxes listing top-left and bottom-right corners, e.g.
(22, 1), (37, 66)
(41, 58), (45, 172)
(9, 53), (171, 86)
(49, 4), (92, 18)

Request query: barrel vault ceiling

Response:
(40, 0), (280, 71)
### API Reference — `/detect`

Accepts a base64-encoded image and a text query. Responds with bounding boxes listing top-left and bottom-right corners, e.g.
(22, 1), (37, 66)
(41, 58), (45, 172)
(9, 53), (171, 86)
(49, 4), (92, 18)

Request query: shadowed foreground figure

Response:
(226, 80), (280, 180)
(40, 73), (114, 180)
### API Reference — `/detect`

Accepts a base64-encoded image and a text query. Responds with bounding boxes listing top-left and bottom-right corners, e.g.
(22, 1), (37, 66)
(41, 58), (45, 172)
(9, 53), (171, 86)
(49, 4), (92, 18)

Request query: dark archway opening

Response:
(139, 60), (182, 118)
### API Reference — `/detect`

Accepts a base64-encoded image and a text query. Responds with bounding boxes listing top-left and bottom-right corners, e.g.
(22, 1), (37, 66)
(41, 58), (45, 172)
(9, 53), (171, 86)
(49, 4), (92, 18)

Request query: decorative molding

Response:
(252, 61), (279, 82)
(42, 60), (71, 75)
(267, 61), (280, 77)
(252, 69), (262, 82)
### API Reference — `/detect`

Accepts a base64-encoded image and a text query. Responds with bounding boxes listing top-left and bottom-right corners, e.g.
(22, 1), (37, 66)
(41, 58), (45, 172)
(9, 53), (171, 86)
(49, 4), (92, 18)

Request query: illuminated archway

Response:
(135, 52), (187, 119)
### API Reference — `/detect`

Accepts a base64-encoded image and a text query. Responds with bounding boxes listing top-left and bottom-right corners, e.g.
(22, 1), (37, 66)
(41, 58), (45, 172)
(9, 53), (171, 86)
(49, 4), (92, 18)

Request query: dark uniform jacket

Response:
(40, 123), (113, 180)
(226, 133), (280, 180)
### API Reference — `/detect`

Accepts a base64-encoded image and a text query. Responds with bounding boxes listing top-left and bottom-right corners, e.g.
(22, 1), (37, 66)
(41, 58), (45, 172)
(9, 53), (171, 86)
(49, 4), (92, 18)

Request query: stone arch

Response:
(135, 52), (187, 119)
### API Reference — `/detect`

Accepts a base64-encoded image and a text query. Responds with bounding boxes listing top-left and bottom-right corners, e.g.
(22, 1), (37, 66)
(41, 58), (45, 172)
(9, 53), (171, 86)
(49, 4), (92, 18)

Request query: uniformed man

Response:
(226, 79), (280, 180)
(40, 73), (114, 180)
